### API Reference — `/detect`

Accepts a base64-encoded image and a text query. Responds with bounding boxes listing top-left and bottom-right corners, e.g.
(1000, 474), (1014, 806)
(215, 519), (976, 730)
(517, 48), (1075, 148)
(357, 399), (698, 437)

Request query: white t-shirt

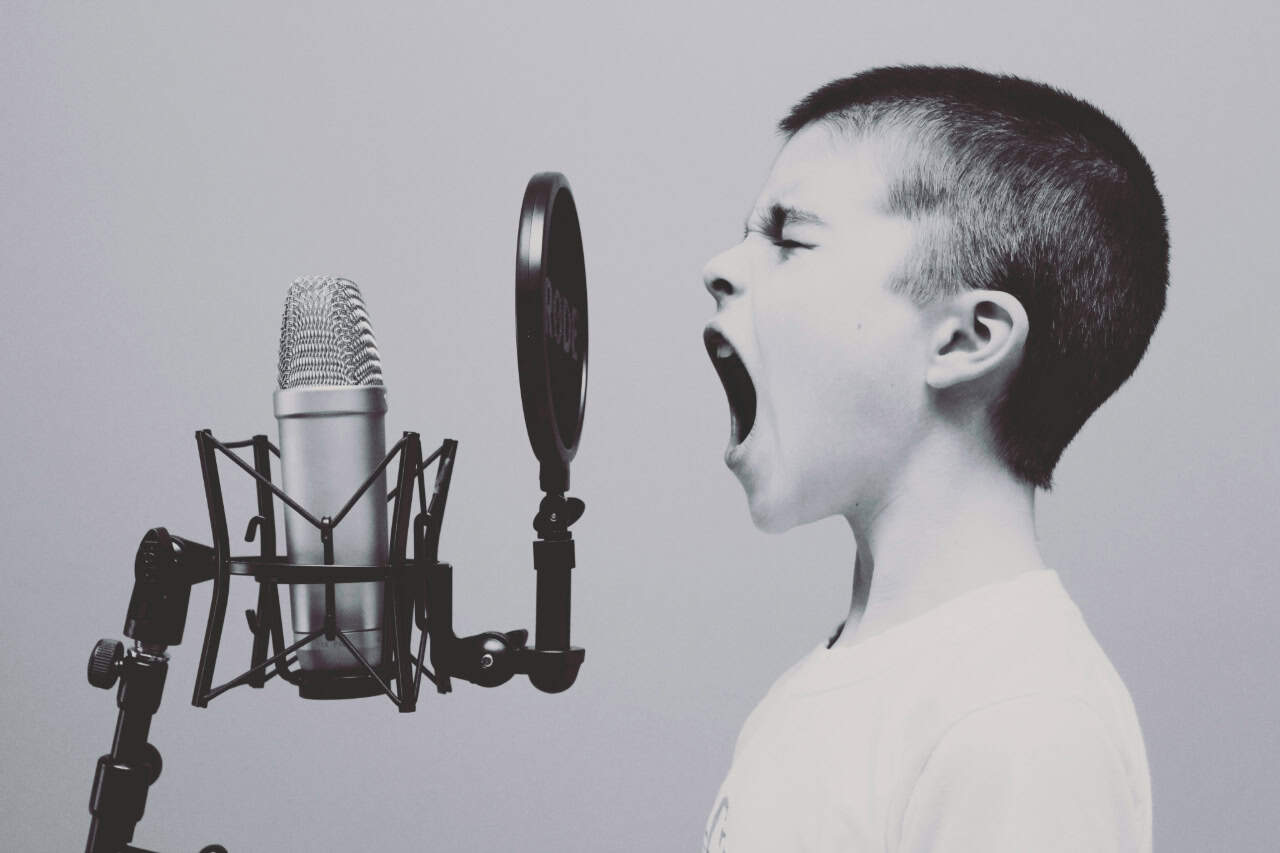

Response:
(703, 570), (1150, 853)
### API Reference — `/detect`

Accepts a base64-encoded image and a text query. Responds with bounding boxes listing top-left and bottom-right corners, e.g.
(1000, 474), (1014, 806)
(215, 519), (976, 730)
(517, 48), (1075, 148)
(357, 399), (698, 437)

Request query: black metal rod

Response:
(380, 437), (408, 708)
(208, 654), (284, 699)
(334, 631), (399, 706)
(232, 559), (410, 582)
(386, 442), (444, 503)
(416, 456), (429, 517)
(387, 437), (414, 566)
(86, 653), (169, 853)
(208, 434), (323, 530)
(387, 434), (421, 711)
(203, 631), (322, 702)
(320, 518), (335, 565)
(380, 434), (407, 704)
(251, 435), (278, 557)
(249, 435), (279, 687)
(323, 583), (336, 641)
(193, 431), (233, 708)
(411, 629), (432, 694)
(221, 437), (280, 456)
(427, 562), (454, 694)
(535, 566), (572, 651)
(420, 441), (457, 566)
(388, 577), (412, 709)
(330, 434), (409, 528)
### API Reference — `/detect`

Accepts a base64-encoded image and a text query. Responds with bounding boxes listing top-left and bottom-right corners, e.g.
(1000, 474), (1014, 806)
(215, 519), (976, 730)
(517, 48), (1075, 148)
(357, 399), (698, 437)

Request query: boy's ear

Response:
(924, 289), (1028, 392)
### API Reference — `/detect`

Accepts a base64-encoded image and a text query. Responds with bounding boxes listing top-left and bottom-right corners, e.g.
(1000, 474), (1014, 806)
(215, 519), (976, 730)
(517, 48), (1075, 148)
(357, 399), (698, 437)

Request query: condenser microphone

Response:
(274, 276), (389, 681)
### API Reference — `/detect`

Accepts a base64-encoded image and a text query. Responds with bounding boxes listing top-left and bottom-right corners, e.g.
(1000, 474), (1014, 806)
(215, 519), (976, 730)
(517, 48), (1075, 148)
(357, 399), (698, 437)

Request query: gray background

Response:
(3, 2), (1276, 851)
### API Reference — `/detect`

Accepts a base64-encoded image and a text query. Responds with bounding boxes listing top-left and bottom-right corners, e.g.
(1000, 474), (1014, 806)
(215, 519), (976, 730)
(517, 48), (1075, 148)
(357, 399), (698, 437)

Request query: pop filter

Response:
(516, 172), (588, 494)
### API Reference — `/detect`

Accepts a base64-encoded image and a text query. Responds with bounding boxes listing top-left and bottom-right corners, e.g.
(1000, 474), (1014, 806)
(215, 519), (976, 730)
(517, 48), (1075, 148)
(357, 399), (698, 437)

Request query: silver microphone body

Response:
(275, 386), (388, 672)
(274, 276), (389, 674)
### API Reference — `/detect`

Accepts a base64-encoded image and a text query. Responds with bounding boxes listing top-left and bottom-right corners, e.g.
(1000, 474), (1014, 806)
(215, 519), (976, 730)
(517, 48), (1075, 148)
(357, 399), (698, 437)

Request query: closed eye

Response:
(743, 203), (826, 254)
(772, 238), (813, 257)
(740, 228), (812, 254)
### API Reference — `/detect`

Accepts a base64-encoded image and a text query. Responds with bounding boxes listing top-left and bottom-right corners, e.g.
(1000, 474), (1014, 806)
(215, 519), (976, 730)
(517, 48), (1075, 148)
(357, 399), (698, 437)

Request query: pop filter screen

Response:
(515, 172), (588, 493)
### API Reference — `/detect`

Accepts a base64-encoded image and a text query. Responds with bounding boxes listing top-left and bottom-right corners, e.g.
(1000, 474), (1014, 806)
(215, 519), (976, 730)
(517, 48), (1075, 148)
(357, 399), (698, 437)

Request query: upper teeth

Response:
(716, 343), (734, 359)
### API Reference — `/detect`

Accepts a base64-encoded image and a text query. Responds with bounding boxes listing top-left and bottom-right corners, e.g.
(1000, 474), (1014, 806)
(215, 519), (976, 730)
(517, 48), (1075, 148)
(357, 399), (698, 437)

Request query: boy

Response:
(701, 66), (1166, 852)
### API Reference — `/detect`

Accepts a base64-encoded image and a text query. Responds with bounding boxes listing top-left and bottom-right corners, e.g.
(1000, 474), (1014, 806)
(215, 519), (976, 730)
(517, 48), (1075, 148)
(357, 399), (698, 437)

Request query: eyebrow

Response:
(743, 203), (827, 239)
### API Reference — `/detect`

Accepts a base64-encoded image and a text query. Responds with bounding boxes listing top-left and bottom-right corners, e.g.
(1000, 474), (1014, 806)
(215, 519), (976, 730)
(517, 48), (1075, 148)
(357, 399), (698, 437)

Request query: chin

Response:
(745, 487), (807, 534)
(750, 508), (794, 534)
(744, 475), (844, 534)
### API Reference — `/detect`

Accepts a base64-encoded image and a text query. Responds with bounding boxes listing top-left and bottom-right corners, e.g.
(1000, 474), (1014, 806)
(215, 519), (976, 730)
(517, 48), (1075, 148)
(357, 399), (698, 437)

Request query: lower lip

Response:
(725, 425), (758, 470)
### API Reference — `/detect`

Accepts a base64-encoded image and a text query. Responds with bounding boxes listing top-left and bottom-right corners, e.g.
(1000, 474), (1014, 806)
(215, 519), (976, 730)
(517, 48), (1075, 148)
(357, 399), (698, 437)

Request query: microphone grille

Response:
(277, 276), (384, 389)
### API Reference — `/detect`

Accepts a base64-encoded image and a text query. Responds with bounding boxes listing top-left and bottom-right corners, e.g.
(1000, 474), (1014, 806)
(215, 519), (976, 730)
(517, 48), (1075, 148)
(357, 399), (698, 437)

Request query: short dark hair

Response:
(780, 66), (1169, 488)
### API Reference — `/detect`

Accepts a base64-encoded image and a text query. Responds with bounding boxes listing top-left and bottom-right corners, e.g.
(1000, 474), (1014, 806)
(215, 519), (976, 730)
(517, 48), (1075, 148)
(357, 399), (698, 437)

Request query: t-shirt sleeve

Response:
(897, 695), (1145, 853)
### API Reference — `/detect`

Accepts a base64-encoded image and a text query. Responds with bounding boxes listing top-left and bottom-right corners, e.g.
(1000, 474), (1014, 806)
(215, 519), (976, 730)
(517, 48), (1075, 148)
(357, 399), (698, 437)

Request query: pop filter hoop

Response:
(516, 172), (588, 494)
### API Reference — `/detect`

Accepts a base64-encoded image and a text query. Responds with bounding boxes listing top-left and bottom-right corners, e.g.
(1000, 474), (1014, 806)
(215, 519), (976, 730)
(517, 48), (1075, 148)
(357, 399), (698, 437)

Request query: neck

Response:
(831, 437), (1043, 648)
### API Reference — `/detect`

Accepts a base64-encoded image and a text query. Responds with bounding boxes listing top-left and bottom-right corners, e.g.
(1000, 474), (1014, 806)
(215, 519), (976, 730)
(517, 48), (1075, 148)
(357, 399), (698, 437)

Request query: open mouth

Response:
(704, 327), (757, 446)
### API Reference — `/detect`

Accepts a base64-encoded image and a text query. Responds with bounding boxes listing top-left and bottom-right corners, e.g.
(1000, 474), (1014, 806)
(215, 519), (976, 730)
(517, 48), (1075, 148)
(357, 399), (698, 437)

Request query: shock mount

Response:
(84, 430), (585, 853)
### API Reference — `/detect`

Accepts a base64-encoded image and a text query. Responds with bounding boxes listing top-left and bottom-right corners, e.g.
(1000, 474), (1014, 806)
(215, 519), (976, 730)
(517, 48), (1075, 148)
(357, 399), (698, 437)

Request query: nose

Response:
(702, 245), (746, 305)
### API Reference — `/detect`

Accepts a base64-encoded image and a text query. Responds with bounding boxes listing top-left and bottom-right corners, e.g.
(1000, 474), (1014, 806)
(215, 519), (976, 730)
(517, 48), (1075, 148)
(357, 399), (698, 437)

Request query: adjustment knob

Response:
(466, 632), (516, 688)
(141, 741), (163, 784)
(88, 639), (124, 689)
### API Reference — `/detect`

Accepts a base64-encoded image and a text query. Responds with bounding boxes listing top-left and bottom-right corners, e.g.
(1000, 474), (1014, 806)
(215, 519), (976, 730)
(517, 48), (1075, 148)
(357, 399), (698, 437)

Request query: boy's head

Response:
(703, 66), (1168, 531)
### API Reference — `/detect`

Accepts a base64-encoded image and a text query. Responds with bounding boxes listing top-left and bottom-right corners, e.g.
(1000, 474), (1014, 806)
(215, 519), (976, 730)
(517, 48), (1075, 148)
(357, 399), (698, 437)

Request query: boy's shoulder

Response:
(891, 570), (1143, 743)
(883, 570), (1153, 849)
(746, 569), (1147, 784)
(763, 570), (1130, 710)
(712, 570), (1151, 851)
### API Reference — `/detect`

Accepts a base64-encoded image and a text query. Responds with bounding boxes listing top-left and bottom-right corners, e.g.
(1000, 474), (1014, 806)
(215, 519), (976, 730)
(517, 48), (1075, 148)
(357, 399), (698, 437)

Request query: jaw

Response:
(725, 414), (800, 534)
(742, 461), (806, 534)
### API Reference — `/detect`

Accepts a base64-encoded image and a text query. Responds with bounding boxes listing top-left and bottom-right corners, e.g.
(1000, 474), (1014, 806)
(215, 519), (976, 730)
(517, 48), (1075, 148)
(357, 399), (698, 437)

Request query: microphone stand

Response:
(84, 169), (589, 851)
(84, 530), (224, 853)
